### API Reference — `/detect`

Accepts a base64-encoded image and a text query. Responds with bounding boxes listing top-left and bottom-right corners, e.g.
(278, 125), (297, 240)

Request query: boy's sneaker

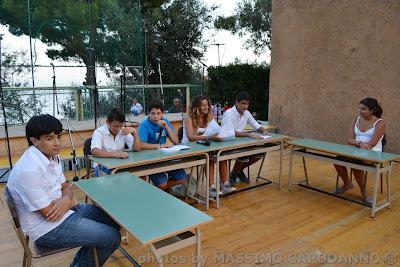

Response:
(209, 186), (217, 199)
(238, 170), (250, 183)
(221, 183), (236, 195)
(229, 171), (238, 185)
(170, 183), (188, 197)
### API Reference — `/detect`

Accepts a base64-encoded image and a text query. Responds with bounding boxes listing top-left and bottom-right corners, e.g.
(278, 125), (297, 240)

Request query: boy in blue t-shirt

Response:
(138, 99), (187, 190)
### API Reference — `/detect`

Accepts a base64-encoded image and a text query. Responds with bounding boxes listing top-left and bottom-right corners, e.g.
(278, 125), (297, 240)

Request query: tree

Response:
(144, 0), (214, 85)
(206, 63), (270, 120)
(0, 0), (165, 85)
(1, 50), (44, 124)
(214, 0), (272, 55)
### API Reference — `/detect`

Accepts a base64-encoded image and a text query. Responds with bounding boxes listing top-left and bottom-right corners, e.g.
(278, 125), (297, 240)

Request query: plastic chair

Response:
(3, 187), (99, 267)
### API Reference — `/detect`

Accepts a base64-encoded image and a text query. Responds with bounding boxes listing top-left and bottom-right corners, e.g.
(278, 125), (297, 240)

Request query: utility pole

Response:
(211, 43), (225, 66)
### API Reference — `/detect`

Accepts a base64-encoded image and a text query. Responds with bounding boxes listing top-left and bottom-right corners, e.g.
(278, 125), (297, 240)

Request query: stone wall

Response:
(269, 0), (400, 153)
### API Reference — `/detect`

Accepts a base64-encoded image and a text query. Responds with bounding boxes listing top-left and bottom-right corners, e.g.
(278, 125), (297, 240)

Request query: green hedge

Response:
(206, 63), (269, 120)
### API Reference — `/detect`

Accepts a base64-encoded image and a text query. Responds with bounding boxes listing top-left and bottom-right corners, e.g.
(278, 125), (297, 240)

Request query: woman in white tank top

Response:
(183, 95), (235, 198)
(334, 98), (385, 204)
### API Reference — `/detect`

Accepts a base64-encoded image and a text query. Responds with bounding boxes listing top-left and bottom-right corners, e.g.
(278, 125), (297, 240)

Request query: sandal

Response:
(362, 196), (374, 205)
(333, 184), (353, 194)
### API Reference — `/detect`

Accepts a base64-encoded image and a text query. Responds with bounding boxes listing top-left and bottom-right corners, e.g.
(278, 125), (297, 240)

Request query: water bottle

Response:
(160, 128), (167, 144)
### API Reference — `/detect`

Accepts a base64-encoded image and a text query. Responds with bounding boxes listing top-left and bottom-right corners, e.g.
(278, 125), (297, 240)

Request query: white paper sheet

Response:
(204, 119), (221, 137)
(159, 145), (191, 153)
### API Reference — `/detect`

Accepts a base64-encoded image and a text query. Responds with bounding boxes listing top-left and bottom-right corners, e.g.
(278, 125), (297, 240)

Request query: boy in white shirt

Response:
(130, 98), (143, 116)
(91, 108), (141, 176)
(221, 91), (269, 185)
(7, 114), (121, 266)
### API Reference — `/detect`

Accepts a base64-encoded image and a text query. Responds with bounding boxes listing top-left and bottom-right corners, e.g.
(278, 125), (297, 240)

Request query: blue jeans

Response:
(35, 204), (121, 267)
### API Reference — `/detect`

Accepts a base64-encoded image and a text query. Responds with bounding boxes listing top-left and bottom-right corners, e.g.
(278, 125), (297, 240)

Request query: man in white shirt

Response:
(221, 91), (269, 185)
(7, 114), (121, 266)
(91, 108), (141, 176)
(130, 98), (143, 116)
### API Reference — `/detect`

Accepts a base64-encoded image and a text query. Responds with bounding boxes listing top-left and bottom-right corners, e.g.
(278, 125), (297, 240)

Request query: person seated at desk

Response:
(138, 99), (187, 191)
(167, 97), (183, 113)
(130, 98), (144, 116)
(7, 114), (121, 266)
(91, 108), (141, 176)
(334, 98), (385, 204)
(221, 91), (269, 185)
(182, 95), (236, 198)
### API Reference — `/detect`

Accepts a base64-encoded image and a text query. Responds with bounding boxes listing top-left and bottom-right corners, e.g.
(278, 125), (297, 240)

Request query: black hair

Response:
(235, 91), (251, 102)
(148, 99), (164, 113)
(107, 108), (125, 123)
(26, 114), (62, 146)
(359, 98), (383, 118)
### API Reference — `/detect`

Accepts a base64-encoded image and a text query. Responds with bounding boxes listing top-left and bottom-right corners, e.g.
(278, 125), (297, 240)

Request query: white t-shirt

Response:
(130, 103), (143, 115)
(91, 125), (134, 167)
(7, 146), (74, 242)
(220, 105), (261, 133)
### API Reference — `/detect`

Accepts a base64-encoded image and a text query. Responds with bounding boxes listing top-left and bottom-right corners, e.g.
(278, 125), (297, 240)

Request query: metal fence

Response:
(0, 64), (203, 125)
(0, 84), (203, 126)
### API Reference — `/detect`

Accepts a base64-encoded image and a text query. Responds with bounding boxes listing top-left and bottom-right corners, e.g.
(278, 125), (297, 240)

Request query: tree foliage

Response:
(1, 50), (43, 124)
(1, 0), (212, 86)
(214, 0), (272, 55)
(206, 63), (270, 120)
(144, 0), (214, 84)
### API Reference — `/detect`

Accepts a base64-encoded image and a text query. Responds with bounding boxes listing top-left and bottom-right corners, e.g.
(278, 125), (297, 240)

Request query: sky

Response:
(202, 0), (271, 67)
(0, 0), (271, 86)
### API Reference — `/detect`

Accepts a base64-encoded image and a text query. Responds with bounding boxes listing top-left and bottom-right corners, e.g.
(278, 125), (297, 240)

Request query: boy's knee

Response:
(158, 183), (168, 190)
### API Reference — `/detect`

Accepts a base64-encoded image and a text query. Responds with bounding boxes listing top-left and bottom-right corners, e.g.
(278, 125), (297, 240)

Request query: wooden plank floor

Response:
(1, 149), (399, 267)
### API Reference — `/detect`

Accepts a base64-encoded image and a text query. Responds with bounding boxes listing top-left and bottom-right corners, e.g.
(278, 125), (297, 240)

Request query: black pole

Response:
(122, 66), (127, 115)
(0, 34), (13, 181)
(93, 66), (98, 129)
(120, 75), (123, 112)
(177, 89), (184, 128)
(202, 65), (205, 95)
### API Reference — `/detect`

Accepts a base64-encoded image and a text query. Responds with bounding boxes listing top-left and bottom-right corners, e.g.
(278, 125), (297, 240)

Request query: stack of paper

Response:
(159, 145), (191, 153)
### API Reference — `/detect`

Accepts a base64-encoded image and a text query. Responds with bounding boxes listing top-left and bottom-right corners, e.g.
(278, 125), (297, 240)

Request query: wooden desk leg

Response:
(196, 227), (201, 267)
(205, 154), (210, 211)
(387, 161), (393, 208)
(216, 151), (222, 209)
(371, 167), (380, 218)
(302, 157), (309, 185)
(288, 146), (294, 191)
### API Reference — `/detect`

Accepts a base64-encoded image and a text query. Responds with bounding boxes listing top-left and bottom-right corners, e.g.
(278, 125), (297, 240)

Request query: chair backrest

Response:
(83, 138), (92, 156)
(382, 134), (387, 150)
(4, 187), (33, 258)
(178, 127), (183, 143)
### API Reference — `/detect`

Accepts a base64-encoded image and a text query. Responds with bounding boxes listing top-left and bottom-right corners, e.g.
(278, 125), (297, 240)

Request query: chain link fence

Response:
(1, 65), (203, 126)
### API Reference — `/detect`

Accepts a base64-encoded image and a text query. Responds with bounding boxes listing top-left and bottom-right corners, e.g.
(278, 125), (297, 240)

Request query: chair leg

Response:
(93, 247), (100, 267)
(22, 251), (27, 267)
(380, 173), (383, 193)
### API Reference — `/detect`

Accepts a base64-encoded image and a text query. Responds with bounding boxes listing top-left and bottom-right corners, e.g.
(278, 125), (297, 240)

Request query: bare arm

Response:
(38, 182), (75, 222)
(121, 127), (142, 151)
(185, 118), (208, 142)
(165, 124), (179, 144)
(91, 148), (129, 158)
(235, 131), (252, 137)
(347, 117), (358, 146)
(140, 142), (172, 150)
(256, 126), (269, 135)
(366, 120), (385, 148)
